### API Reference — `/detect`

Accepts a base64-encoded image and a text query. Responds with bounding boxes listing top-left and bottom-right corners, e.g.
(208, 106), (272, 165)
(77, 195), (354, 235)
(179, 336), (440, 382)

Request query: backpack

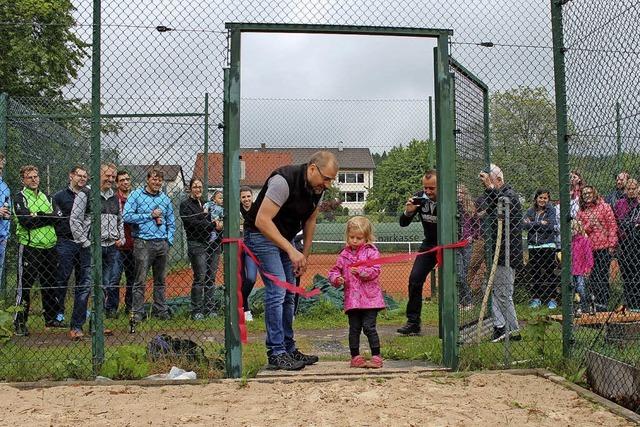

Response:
(147, 334), (207, 364)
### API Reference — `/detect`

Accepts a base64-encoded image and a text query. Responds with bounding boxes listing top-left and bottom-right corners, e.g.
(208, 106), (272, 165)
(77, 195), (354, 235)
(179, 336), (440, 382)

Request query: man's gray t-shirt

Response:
(265, 175), (289, 206)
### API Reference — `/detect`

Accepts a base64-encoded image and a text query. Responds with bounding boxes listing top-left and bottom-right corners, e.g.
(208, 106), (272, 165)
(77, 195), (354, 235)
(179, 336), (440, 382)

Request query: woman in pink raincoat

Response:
(328, 216), (385, 369)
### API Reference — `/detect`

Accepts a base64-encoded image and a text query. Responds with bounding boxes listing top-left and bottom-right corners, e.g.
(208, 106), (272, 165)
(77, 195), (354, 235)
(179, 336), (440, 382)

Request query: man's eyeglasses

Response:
(313, 164), (335, 183)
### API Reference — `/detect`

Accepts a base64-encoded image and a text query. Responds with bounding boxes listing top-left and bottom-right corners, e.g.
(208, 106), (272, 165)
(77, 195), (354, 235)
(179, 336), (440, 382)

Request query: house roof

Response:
(122, 164), (185, 185)
(193, 147), (374, 187)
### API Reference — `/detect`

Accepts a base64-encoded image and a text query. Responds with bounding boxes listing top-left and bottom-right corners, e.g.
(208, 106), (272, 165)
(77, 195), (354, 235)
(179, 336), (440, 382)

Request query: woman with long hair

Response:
(577, 185), (618, 311)
(613, 179), (640, 309)
(523, 189), (558, 309)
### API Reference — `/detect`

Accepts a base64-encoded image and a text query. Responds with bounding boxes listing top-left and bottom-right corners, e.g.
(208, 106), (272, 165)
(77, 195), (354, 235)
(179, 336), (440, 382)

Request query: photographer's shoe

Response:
(397, 323), (421, 335)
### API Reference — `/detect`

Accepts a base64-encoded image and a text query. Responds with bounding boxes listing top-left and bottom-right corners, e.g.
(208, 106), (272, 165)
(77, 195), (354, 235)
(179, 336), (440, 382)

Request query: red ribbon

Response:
(348, 239), (469, 269)
(222, 238), (322, 344)
(223, 237), (468, 344)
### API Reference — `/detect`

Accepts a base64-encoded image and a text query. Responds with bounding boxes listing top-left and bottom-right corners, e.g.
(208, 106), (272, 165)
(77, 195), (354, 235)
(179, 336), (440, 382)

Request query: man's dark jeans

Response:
(187, 241), (220, 316)
(102, 244), (120, 313)
(55, 238), (91, 319)
(132, 238), (170, 319)
(406, 250), (437, 325)
(111, 249), (135, 313)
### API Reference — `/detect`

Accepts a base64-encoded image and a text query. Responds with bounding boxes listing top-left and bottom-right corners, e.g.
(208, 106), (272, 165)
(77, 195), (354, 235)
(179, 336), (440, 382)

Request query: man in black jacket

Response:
(397, 170), (438, 335)
(243, 151), (337, 370)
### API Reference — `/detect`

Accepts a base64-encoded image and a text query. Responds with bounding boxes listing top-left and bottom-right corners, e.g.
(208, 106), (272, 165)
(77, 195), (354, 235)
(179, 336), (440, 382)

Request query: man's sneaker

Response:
(14, 323), (29, 337)
(350, 355), (367, 368)
(491, 326), (505, 342)
(244, 310), (254, 322)
(290, 349), (319, 366)
(267, 353), (306, 371)
(368, 355), (384, 369)
(397, 323), (421, 335)
(153, 311), (172, 321)
(529, 298), (542, 309)
(69, 329), (84, 341)
(45, 320), (66, 329)
(508, 331), (522, 341)
(55, 313), (65, 323)
(547, 299), (558, 310)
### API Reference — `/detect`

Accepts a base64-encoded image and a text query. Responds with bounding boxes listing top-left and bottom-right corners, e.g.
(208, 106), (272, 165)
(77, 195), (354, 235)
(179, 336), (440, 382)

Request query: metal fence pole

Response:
(550, 0), (572, 359)
(90, 0), (105, 375)
(0, 93), (6, 301)
(435, 34), (459, 370)
(223, 30), (242, 378)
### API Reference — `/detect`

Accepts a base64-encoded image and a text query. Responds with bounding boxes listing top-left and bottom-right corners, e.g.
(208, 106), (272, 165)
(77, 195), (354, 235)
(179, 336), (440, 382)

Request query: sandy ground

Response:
(0, 373), (632, 426)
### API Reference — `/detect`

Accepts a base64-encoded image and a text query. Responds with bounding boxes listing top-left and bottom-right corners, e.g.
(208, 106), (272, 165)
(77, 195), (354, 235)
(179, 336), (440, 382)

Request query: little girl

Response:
(328, 216), (385, 368)
(571, 219), (593, 314)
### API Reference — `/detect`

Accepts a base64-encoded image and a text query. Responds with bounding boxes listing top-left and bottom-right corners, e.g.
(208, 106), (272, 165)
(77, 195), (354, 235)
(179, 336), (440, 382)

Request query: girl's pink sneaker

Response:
(368, 355), (383, 368)
(350, 355), (367, 368)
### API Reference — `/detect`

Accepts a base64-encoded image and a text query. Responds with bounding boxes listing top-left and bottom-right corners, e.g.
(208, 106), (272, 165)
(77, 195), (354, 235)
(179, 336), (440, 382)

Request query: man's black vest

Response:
(244, 163), (322, 241)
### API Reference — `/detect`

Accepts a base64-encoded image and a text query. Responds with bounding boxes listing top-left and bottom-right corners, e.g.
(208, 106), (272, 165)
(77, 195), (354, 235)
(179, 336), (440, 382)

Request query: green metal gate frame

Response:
(223, 23), (457, 375)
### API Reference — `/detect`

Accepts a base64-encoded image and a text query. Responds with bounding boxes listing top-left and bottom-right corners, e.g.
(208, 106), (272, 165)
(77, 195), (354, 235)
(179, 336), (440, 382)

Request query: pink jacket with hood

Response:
(577, 200), (618, 250)
(328, 243), (386, 311)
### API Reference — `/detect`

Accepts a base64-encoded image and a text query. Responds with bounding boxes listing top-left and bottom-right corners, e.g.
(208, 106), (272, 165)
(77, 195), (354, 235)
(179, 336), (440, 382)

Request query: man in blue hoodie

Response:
(123, 169), (175, 322)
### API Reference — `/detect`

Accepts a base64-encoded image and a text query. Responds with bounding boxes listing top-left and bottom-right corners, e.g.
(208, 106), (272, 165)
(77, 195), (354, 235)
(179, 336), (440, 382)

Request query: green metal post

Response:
(90, 0), (105, 376)
(428, 95), (437, 302)
(551, 0), (572, 359)
(0, 93), (7, 301)
(203, 93), (209, 197)
(435, 36), (459, 370)
(615, 101), (622, 171)
(433, 48), (443, 340)
(224, 31), (242, 378)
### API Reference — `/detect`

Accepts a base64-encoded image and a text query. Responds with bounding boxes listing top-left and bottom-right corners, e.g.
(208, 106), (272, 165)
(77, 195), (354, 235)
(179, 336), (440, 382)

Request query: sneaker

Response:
(397, 323), (421, 335)
(192, 313), (205, 321)
(529, 298), (542, 309)
(267, 353), (306, 371)
(69, 329), (84, 340)
(153, 311), (172, 321)
(290, 349), (319, 366)
(491, 326), (505, 342)
(55, 313), (65, 323)
(244, 310), (253, 322)
(45, 320), (67, 329)
(547, 299), (558, 310)
(368, 355), (384, 369)
(14, 323), (29, 337)
(508, 332), (522, 341)
(350, 355), (367, 368)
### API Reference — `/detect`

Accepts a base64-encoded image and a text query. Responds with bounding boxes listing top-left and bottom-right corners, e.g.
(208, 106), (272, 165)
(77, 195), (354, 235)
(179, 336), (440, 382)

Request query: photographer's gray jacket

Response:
(70, 187), (124, 247)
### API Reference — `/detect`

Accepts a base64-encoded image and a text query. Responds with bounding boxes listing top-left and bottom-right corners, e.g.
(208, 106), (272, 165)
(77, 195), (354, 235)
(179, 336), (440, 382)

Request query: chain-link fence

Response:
(558, 0), (640, 414)
(1, 0), (638, 413)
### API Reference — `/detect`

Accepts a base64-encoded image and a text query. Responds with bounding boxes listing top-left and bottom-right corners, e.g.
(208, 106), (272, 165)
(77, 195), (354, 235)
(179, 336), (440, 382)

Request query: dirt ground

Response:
(0, 372), (632, 426)
(164, 253), (427, 300)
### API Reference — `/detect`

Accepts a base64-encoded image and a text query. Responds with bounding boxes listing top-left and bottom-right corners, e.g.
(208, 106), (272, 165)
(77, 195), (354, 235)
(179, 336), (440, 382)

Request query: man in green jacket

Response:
(13, 165), (59, 336)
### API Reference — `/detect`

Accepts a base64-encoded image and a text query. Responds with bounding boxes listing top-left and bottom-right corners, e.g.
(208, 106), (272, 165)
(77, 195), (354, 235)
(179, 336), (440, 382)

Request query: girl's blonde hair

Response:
(571, 219), (585, 236)
(345, 216), (375, 244)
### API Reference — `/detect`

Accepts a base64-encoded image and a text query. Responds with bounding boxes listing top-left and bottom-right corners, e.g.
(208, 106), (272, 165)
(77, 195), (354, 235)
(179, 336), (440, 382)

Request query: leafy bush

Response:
(101, 345), (150, 379)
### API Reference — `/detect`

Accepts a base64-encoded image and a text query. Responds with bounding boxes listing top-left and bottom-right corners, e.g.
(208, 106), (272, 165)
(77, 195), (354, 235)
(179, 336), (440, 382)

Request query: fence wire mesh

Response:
(562, 0), (640, 414)
(0, 0), (636, 412)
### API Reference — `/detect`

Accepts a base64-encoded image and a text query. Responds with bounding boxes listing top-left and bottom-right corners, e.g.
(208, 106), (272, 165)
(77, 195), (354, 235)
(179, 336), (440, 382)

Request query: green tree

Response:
(365, 139), (435, 215)
(0, 0), (88, 98)
(490, 87), (559, 201)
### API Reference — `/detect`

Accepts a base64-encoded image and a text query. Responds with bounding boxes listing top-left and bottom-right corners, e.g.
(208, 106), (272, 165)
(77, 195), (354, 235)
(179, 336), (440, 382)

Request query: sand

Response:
(0, 373), (632, 426)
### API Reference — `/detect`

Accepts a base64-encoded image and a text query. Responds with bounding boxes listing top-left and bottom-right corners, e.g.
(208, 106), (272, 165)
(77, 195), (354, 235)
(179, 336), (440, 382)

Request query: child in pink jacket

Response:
(571, 220), (593, 314)
(328, 216), (385, 369)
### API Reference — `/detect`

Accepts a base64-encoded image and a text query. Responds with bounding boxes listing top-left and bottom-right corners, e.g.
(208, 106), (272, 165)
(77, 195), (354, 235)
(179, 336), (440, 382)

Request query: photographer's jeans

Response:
(244, 230), (296, 356)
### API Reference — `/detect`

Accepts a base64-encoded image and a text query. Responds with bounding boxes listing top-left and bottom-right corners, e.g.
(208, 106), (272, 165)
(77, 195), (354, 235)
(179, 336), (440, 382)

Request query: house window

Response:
(341, 191), (366, 202)
(338, 172), (365, 183)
